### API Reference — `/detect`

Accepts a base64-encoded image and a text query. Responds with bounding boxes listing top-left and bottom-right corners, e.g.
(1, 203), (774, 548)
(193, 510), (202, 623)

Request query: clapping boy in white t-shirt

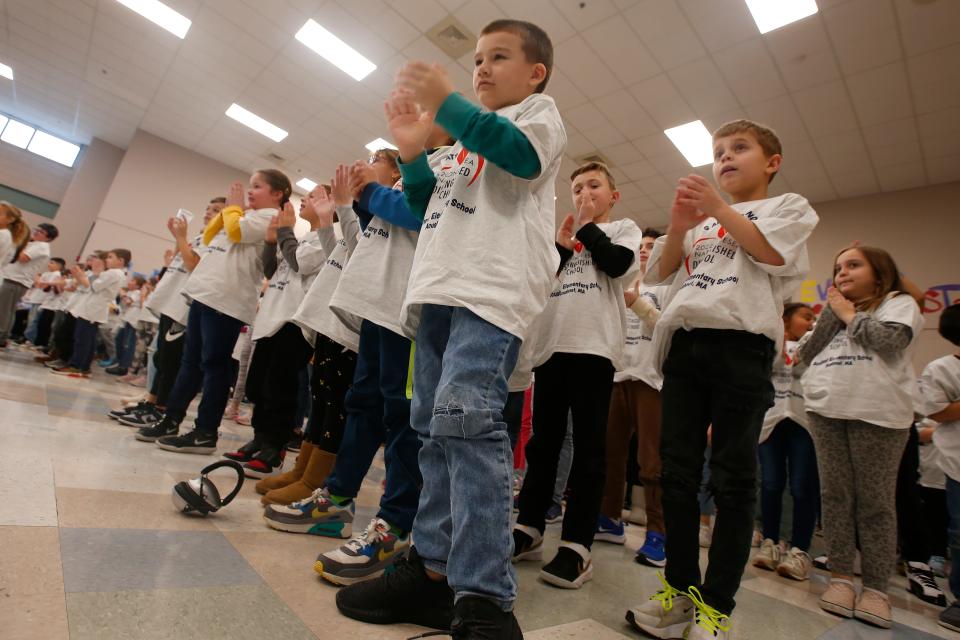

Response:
(628, 120), (817, 640)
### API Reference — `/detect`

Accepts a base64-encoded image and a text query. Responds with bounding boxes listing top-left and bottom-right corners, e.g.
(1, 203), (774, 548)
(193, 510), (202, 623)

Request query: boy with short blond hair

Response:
(333, 18), (566, 638)
(627, 119), (818, 640)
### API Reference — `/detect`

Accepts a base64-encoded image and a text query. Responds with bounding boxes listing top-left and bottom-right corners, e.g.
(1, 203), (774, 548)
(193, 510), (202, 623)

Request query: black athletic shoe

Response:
(440, 596), (523, 640)
(109, 401), (145, 420)
(335, 547), (454, 630)
(222, 438), (263, 462)
(286, 428), (303, 452)
(242, 446), (285, 479)
(157, 428), (217, 454)
(135, 415), (180, 442)
(906, 562), (947, 606)
(118, 405), (163, 428)
(105, 366), (128, 376)
(539, 545), (593, 590)
(940, 601), (960, 632)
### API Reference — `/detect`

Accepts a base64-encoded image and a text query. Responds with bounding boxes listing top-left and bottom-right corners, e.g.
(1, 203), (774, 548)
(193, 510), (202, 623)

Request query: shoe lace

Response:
(290, 487), (327, 509)
(687, 587), (731, 634)
(910, 567), (939, 591)
(649, 571), (684, 612)
(342, 518), (389, 554)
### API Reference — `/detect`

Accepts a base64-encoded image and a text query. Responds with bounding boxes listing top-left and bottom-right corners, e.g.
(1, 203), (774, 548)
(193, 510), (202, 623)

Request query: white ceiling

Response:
(0, 0), (958, 227)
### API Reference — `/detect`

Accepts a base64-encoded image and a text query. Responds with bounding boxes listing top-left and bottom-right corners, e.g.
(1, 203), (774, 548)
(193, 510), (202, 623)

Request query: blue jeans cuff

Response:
(422, 558), (448, 576)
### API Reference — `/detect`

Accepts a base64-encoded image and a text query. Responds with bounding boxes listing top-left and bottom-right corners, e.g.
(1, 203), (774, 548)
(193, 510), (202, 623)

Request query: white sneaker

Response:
(698, 523), (712, 548)
(751, 538), (782, 571)
(685, 605), (731, 640)
(776, 547), (812, 581)
(626, 572), (694, 639)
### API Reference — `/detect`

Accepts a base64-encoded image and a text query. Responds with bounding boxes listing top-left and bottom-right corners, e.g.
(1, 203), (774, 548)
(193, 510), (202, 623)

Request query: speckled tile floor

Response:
(0, 346), (953, 639)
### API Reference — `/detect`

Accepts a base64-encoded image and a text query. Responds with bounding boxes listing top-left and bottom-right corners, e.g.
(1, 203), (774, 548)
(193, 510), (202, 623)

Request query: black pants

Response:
(246, 322), (313, 449)
(53, 313), (76, 362)
(304, 334), (358, 453)
(517, 352), (615, 549)
(34, 309), (55, 347)
(660, 329), (774, 614)
(150, 315), (185, 407)
(505, 390), (525, 451)
(919, 485), (948, 559)
(897, 426), (929, 562)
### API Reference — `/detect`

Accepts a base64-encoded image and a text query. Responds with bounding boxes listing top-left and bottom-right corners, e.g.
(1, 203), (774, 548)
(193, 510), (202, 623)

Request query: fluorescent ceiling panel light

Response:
(365, 138), (397, 152)
(114, 0), (191, 39)
(1, 119), (35, 149)
(295, 19), (376, 81)
(745, 0), (818, 34)
(664, 120), (713, 167)
(296, 178), (318, 192)
(27, 130), (81, 167)
(0, 62), (12, 80)
(225, 103), (288, 142)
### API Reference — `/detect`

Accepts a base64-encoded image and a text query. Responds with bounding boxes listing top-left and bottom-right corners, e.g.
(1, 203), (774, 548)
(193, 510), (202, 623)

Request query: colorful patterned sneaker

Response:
(635, 531), (667, 568)
(314, 517), (410, 586)
(263, 487), (354, 538)
(685, 587), (731, 640)
(594, 514), (626, 545)
(626, 572), (694, 639)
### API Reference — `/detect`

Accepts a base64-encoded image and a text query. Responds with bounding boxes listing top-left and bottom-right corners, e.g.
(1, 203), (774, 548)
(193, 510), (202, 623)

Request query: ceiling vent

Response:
(426, 16), (477, 59)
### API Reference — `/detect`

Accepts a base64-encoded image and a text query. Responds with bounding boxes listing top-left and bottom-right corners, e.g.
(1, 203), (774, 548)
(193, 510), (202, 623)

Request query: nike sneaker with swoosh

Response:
(315, 517), (410, 586)
(263, 486), (354, 538)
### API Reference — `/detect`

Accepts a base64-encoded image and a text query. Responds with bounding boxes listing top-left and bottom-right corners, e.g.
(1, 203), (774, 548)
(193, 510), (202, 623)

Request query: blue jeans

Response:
(325, 320), (421, 532)
(758, 419), (819, 551)
(411, 304), (520, 610)
(68, 318), (99, 371)
(164, 301), (244, 434)
(947, 477), (960, 598)
(116, 322), (137, 369)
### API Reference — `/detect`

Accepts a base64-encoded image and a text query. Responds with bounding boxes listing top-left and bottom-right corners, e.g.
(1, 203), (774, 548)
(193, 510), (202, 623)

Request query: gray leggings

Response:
(808, 412), (908, 592)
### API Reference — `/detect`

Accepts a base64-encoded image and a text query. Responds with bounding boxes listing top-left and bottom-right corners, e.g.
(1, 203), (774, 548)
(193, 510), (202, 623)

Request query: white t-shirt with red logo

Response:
(615, 281), (670, 389)
(399, 93), (567, 340)
(760, 340), (809, 443)
(644, 193), (818, 372)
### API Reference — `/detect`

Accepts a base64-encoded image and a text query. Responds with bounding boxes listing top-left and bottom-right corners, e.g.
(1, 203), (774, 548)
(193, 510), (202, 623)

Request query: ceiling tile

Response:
(603, 141), (645, 166)
(620, 159), (660, 181)
(679, 0), (758, 53)
(623, 0), (707, 70)
(860, 117), (922, 168)
(582, 16), (661, 86)
(494, 0), (577, 44)
(791, 80), (858, 137)
(582, 122), (627, 148)
(765, 19), (841, 92)
(894, 0), (960, 56)
(546, 69), (590, 110)
(668, 56), (740, 117)
(454, 0), (502, 34)
(592, 90), (660, 139)
(338, 1), (421, 52)
(875, 162), (927, 192)
(917, 107), (960, 159)
(823, 0), (902, 75)
(561, 102), (608, 132)
(925, 153), (960, 185)
(628, 74), (696, 129)
(832, 170), (880, 199)
(813, 129), (874, 177)
(555, 36), (621, 98)
(846, 61), (912, 127)
(906, 43), (960, 115)
(551, 0), (620, 31)
(712, 38), (788, 105)
(744, 95), (808, 143)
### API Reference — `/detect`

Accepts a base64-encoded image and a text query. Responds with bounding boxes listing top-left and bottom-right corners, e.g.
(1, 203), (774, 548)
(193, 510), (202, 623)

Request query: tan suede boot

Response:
(255, 440), (315, 495)
(261, 448), (336, 505)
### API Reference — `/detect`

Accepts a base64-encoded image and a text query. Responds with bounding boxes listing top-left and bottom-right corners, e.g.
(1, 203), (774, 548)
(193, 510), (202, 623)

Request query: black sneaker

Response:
(43, 359), (67, 369)
(135, 415), (180, 442)
(105, 366), (128, 376)
(906, 561), (947, 606)
(539, 544), (593, 590)
(242, 446), (285, 479)
(222, 438), (263, 462)
(439, 596), (523, 640)
(109, 401), (144, 420)
(157, 428), (217, 454)
(118, 405), (163, 428)
(335, 547), (454, 630)
(940, 601), (960, 632)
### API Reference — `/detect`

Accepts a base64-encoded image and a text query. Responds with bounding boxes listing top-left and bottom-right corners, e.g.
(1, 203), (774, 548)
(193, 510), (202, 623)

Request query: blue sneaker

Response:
(98, 358), (115, 368)
(594, 514), (626, 544)
(635, 531), (666, 567)
(545, 501), (563, 524)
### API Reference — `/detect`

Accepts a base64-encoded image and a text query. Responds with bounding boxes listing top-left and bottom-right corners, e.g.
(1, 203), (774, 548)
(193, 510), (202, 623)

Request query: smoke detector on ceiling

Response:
(426, 16), (477, 59)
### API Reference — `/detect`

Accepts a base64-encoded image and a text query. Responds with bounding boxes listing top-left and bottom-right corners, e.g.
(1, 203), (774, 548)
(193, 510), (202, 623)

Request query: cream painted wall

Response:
(788, 181), (959, 369)
(82, 130), (249, 273)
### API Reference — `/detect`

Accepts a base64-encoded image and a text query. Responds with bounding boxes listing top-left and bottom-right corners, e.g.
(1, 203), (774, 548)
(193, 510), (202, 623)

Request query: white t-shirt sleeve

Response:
(512, 96), (568, 181)
(643, 232), (692, 286)
(611, 219), (643, 284)
(336, 205), (361, 254)
(237, 210), (272, 244)
(295, 232), (327, 276)
(747, 193), (818, 277)
(23, 242), (48, 261)
(920, 361), (954, 416)
(91, 269), (123, 292)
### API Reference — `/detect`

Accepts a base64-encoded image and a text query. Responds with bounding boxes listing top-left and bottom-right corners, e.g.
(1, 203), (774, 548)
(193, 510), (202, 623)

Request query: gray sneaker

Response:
(263, 487), (355, 538)
(314, 517), (410, 585)
(626, 572), (694, 639)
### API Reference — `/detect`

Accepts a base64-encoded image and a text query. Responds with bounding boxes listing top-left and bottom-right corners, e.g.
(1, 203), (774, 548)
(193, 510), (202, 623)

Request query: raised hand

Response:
(395, 61), (454, 113)
(163, 248), (175, 267)
(575, 195), (598, 229)
(331, 164), (352, 206)
(350, 160), (378, 200)
(676, 174), (727, 217)
(167, 217), (188, 241)
(669, 188), (708, 233)
(384, 90), (435, 161)
(556, 214), (575, 251)
(826, 286), (856, 324)
(309, 187), (336, 229)
(277, 202), (297, 228)
(226, 182), (245, 209)
(624, 279), (641, 307)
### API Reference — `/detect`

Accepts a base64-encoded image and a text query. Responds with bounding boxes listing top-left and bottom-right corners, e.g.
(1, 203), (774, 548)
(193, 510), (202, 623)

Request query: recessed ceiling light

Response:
(664, 120), (713, 167)
(114, 0), (191, 39)
(295, 19), (377, 81)
(296, 178), (318, 192)
(0, 62), (12, 80)
(1, 119), (35, 149)
(27, 130), (81, 167)
(365, 138), (398, 152)
(225, 103), (288, 142)
(744, 0), (818, 34)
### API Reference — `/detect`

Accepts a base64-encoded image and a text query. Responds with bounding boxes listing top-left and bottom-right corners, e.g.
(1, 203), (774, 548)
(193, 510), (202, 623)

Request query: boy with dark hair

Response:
(627, 119), (817, 639)
(333, 18), (565, 639)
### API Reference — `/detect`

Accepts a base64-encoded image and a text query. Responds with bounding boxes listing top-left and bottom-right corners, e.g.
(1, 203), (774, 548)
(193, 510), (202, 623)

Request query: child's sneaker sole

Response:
(539, 562), (593, 590)
(512, 545), (542, 563)
(819, 600), (854, 619)
(314, 559), (385, 586)
(155, 443), (215, 454)
(625, 609), (690, 639)
(854, 610), (891, 629)
(594, 531), (626, 545)
(263, 515), (353, 538)
(636, 553), (667, 568)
